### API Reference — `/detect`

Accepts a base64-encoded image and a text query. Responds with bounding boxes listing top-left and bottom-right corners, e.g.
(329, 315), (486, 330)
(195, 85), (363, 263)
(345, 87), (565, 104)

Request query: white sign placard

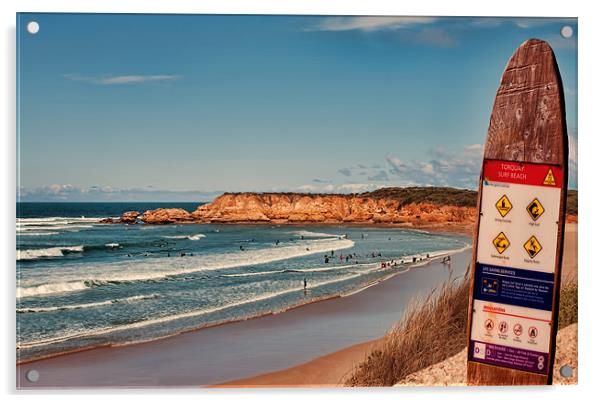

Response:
(471, 299), (552, 354)
(477, 181), (561, 273)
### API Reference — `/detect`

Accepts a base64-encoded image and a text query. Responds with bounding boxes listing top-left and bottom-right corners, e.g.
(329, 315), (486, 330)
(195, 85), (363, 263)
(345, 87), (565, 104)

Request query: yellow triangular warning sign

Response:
(543, 168), (556, 186)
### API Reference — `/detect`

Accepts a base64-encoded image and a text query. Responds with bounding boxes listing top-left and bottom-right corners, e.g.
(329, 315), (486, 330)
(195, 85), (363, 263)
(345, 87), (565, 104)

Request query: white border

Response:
(2, 1), (600, 402)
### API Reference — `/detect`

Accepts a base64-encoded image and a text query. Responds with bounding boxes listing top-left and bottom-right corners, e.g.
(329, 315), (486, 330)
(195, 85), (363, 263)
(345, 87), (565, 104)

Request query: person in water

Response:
(303, 278), (307, 290)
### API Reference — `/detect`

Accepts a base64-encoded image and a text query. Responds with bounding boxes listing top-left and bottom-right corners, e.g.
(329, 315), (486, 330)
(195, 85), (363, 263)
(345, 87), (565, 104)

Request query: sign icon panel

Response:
(543, 168), (556, 186)
(495, 195), (513, 217)
(493, 232), (510, 254)
(526, 198), (545, 221)
(524, 236), (542, 259)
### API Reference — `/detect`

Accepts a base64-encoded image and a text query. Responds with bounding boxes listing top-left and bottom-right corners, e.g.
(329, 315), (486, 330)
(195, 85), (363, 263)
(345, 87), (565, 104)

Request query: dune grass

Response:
(346, 270), (470, 386)
(346, 270), (578, 387)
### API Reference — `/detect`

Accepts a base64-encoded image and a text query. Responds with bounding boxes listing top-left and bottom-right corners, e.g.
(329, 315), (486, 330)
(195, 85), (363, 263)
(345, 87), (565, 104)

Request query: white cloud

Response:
(399, 27), (458, 47)
(386, 144), (484, 189)
(309, 16), (437, 32)
(64, 74), (180, 85)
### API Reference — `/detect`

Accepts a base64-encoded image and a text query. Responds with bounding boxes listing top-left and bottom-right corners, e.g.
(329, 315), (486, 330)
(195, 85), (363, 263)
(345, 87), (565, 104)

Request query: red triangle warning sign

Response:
(543, 168), (556, 186)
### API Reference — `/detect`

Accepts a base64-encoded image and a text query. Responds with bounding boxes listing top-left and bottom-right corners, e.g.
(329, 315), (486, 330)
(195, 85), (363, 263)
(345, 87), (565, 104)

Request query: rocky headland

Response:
(100, 187), (576, 233)
(100, 187), (481, 232)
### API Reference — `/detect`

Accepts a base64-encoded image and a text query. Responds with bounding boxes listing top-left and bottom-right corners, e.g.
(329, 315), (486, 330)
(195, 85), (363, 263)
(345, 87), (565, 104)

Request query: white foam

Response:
(16, 232), (60, 236)
(222, 263), (361, 278)
(163, 233), (206, 241)
(16, 224), (94, 232)
(16, 281), (88, 298)
(294, 230), (340, 238)
(222, 270), (285, 278)
(17, 217), (99, 224)
(16, 238), (355, 299)
(17, 246), (84, 261)
(105, 243), (120, 248)
(17, 294), (158, 313)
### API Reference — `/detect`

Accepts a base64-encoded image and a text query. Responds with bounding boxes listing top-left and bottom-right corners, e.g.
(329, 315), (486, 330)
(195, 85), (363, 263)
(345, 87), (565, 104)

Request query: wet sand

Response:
(17, 247), (471, 388)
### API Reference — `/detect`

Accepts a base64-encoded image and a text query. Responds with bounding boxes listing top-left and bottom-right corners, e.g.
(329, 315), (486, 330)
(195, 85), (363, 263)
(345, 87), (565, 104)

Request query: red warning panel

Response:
(483, 160), (563, 188)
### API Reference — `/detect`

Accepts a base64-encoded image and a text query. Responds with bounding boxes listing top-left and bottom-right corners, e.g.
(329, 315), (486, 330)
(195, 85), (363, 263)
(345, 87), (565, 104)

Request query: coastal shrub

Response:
(558, 281), (578, 329)
(346, 269), (470, 387)
(346, 271), (578, 386)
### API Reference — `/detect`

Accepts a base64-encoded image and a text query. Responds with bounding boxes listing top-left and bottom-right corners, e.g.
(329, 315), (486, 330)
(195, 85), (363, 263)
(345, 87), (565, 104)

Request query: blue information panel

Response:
(473, 263), (554, 311)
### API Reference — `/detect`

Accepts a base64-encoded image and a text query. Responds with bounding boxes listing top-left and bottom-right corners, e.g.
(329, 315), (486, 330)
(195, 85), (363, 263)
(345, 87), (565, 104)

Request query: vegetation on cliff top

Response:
(222, 187), (578, 215)
(360, 187), (477, 207)
(224, 187), (477, 207)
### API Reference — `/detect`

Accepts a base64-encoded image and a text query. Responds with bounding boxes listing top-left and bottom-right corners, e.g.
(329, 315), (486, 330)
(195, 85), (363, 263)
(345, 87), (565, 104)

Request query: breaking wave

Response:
(17, 246), (84, 261)
(16, 238), (355, 299)
(162, 233), (206, 241)
(17, 294), (159, 313)
(293, 230), (341, 238)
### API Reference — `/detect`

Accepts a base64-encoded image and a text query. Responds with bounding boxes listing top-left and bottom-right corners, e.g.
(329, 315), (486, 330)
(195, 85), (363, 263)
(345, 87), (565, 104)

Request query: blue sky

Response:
(17, 14), (577, 201)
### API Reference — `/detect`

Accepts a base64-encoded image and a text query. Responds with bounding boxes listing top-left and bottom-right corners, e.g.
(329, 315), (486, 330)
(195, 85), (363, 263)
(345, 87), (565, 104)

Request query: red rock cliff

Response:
(189, 192), (477, 227)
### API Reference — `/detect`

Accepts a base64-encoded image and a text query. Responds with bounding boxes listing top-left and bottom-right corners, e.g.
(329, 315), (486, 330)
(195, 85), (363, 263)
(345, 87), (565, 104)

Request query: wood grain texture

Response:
(484, 39), (567, 165)
(467, 38), (568, 386)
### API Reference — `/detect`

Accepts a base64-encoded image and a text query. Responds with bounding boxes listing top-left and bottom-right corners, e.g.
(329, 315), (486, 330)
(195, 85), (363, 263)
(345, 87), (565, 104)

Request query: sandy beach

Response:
(17, 240), (471, 388)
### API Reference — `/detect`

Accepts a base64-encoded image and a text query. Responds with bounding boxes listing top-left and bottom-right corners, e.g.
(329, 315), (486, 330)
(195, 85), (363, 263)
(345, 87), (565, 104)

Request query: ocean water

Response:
(16, 202), (469, 362)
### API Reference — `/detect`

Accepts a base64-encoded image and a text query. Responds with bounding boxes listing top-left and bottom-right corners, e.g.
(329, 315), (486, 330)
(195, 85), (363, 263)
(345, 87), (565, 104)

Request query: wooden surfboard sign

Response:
(466, 38), (568, 386)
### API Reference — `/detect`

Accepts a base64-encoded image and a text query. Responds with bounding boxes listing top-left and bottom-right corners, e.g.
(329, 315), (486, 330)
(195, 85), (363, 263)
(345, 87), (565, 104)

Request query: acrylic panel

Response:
(16, 14), (578, 388)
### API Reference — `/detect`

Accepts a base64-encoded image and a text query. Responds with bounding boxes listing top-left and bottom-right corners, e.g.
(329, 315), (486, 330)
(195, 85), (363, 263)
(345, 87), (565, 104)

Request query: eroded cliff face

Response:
(141, 208), (193, 224)
(189, 193), (477, 226)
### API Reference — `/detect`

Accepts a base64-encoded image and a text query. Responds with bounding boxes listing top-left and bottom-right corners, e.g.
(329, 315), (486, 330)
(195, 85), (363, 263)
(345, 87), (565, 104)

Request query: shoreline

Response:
(18, 237), (472, 387)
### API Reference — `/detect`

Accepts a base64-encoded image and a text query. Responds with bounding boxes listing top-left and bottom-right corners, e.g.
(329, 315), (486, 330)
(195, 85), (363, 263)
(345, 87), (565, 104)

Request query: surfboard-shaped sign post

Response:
(467, 39), (568, 385)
